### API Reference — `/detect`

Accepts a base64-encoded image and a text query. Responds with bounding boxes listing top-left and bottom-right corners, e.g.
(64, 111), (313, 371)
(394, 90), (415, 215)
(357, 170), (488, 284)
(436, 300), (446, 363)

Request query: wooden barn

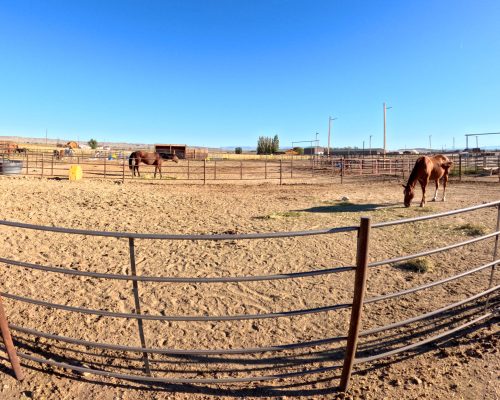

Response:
(154, 144), (208, 160)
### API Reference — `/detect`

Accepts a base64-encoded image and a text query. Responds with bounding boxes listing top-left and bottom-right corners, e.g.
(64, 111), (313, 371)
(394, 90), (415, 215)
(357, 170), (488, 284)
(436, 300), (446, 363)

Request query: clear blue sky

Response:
(1, 0), (499, 150)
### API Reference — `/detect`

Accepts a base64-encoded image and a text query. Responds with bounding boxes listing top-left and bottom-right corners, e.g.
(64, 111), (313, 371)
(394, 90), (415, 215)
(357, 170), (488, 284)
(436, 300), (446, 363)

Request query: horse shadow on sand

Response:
(297, 202), (401, 214)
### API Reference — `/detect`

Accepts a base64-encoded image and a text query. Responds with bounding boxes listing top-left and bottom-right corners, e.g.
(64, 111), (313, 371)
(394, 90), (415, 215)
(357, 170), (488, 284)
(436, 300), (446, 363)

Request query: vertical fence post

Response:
(264, 158), (267, 180)
(128, 238), (152, 376)
(341, 157), (344, 184)
(51, 154), (54, 176)
(340, 217), (371, 392)
(214, 160), (217, 180)
(25, 154), (29, 175)
(122, 157), (126, 183)
(279, 159), (283, 185)
(485, 205), (500, 310)
(240, 161), (243, 180)
(203, 159), (206, 185)
(41, 153), (44, 177)
(187, 159), (190, 180)
(0, 295), (24, 381)
(291, 156), (293, 179)
(311, 156), (314, 177)
(459, 154), (462, 181)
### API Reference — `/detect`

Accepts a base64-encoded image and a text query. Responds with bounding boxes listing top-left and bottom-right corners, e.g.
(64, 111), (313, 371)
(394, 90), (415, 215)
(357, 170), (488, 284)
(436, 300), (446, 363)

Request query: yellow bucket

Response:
(69, 165), (83, 181)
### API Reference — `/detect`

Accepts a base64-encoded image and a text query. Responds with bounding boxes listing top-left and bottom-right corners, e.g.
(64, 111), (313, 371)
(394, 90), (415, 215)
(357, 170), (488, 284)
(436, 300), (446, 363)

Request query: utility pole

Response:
(45, 129), (48, 145)
(476, 136), (479, 149)
(369, 135), (372, 157)
(327, 116), (337, 157)
(429, 135), (432, 151)
(383, 102), (392, 158)
(362, 140), (365, 158)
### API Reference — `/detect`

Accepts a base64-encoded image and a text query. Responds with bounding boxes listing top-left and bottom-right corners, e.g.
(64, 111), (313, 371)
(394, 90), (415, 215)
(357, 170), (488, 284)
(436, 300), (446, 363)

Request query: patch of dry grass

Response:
(454, 223), (487, 236)
(394, 257), (435, 273)
(259, 211), (303, 219)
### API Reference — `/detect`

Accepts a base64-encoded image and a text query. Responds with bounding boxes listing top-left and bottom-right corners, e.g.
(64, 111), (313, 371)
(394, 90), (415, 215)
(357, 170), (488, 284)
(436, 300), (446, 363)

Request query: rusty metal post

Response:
(459, 154), (462, 181)
(340, 217), (371, 392)
(279, 159), (283, 185)
(240, 161), (243, 180)
(128, 238), (151, 375)
(187, 159), (190, 180)
(203, 159), (206, 185)
(264, 158), (267, 179)
(25, 154), (28, 175)
(0, 295), (24, 381)
(104, 157), (107, 178)
(41, 153), (44, 177)
(122, 157), (125, 182)
(485, 205), (500, 310)
(341, 157), (344, 184)
(51, 154), (54, 176)
(290, 156), (293, 179)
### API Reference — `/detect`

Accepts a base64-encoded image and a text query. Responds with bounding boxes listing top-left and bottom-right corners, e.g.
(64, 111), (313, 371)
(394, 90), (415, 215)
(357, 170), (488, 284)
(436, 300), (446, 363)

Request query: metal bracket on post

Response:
(340, 217), (371, 392)
(0, 295), (24, 381)
(128, 238), (152, 376)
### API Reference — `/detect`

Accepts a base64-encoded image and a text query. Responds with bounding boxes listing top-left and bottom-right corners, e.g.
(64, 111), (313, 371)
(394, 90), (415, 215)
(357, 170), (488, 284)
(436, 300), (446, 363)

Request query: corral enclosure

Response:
(0, 177), (498, 399)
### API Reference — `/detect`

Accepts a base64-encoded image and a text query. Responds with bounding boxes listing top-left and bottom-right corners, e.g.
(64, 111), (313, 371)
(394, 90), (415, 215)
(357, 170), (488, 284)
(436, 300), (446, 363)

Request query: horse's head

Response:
(402, 184), (414, 207)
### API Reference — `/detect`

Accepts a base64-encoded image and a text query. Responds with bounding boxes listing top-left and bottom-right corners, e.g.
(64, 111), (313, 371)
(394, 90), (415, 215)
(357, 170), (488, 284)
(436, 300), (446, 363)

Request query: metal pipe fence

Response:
(2, 151), (499, 184)
(0, 201), (498, 390)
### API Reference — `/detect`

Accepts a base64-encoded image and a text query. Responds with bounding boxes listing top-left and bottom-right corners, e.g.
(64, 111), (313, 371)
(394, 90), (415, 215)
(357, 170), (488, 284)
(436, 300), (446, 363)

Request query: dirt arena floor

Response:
(0, 176), (498, 399)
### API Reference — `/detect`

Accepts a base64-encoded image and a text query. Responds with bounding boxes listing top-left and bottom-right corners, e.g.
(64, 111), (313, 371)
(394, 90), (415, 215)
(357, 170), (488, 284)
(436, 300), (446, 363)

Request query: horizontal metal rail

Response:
(371, 200), (500, 228)
(368, 231), (500, 268)
(354, 312), (492, 365)
(364, 259), (498, 304)
(13, 351), (341, 384)
(0, 257), (355, 282)
(9, 325), (347, 355)
(0, 291), (351, 321)
(0, 200), (497, 241)
(0, 219), (358, 240)
(10, 286), (497, 357)
(360, 285), (499, 336)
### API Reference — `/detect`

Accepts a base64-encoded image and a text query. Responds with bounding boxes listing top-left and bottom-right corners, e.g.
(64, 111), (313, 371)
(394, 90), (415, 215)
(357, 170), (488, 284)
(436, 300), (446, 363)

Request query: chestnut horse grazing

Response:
(129, 151), (179, 179)
(403, 154), (453, 207)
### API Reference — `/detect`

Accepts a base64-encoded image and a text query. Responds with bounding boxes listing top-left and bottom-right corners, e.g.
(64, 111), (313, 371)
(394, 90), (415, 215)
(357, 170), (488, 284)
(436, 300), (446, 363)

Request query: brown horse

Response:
(129, 151), (179, 178)
(403, 154), (453, 207)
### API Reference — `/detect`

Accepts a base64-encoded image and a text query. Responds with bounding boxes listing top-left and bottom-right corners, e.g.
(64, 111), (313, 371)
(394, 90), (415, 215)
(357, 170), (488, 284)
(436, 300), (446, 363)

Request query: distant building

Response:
(303, 146), (324, 155)
(154, 144), (208, 160)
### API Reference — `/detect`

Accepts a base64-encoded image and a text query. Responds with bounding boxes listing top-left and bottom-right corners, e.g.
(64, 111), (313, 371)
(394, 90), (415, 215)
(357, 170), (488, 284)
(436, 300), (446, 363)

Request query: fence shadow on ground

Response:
(4, 298), (496, 398)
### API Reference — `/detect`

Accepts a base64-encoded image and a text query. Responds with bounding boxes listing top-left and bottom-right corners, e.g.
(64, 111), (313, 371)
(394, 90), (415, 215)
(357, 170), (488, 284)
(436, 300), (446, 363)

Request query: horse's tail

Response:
(129, 152), (136, 170)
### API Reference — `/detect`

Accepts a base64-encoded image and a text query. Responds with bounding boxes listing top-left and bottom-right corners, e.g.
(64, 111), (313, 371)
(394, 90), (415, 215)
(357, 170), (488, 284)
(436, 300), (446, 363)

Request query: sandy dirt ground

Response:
(0, 176), (498, 399)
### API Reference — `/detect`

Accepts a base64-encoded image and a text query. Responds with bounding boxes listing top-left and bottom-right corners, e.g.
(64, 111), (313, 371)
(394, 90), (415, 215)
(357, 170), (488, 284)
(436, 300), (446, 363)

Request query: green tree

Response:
(257, 135), (279, 154)
(88, 138), (98, 149)
(272, 135), (279, 153)
(293, 146), (304, 155)
(235, 147), (242, 154)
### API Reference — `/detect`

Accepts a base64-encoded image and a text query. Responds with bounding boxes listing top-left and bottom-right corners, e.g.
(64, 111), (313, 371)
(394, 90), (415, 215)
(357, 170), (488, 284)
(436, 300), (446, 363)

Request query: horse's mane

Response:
(406, 157), (425, 188)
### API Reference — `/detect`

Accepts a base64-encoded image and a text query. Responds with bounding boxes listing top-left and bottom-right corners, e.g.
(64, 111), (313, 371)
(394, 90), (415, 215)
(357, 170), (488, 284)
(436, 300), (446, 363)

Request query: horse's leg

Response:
(419, 178), (428, 207)
(442, 173), (449, 201)
(154, 164), (157, 179)
(431, 179), (439, 201)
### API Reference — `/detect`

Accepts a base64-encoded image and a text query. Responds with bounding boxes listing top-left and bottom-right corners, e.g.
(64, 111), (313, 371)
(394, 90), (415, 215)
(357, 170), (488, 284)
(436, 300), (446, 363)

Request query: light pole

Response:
(369, 135), (372, 157)
(327, 116), (337, 157)
(383, 102), (392, 158)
